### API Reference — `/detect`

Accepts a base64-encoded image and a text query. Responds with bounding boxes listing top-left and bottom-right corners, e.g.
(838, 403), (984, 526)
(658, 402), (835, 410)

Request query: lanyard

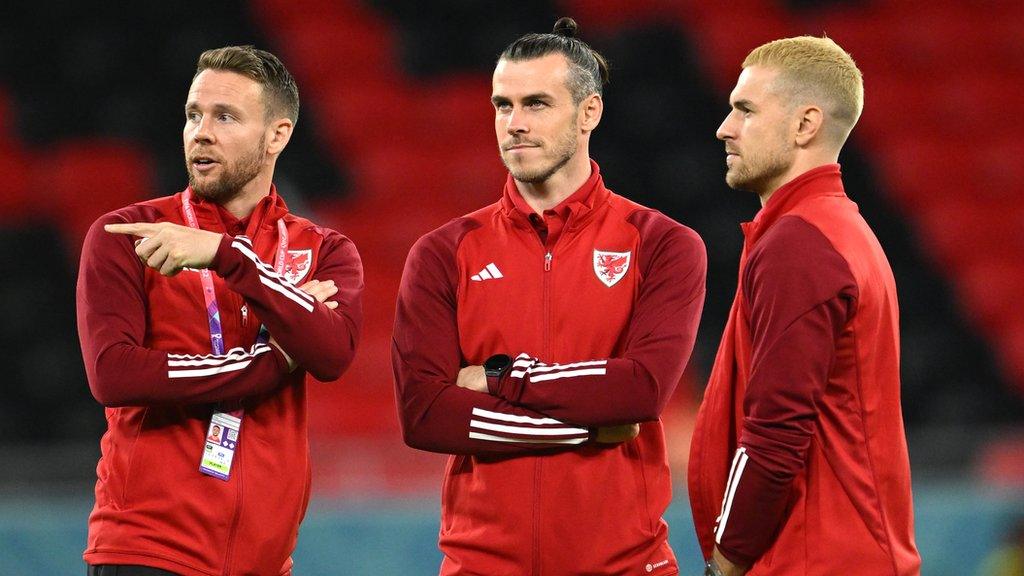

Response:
(180, 188), (289, 354)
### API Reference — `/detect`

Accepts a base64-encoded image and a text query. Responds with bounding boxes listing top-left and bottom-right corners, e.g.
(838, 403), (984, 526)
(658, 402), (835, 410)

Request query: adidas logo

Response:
(471, 263), (503, 282)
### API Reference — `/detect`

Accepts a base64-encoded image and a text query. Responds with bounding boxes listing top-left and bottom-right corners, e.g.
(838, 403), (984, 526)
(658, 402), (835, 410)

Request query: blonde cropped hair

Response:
(744, 36), (863, 144)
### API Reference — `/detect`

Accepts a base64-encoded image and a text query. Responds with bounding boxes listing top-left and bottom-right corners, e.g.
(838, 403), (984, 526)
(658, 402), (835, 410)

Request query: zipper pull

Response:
(241, 304), (249, 327)
(544, 252), (552, 271)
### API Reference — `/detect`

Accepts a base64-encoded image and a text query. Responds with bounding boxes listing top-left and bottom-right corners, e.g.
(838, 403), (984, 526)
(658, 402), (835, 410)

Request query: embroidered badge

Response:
(284, 249), (312, 284)
(593, 250), (631, 287)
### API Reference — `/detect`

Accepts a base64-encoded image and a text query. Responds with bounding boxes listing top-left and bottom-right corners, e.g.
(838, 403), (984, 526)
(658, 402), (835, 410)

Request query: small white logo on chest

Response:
(593, 250), (631, 287)
(471, 263), (503, 282)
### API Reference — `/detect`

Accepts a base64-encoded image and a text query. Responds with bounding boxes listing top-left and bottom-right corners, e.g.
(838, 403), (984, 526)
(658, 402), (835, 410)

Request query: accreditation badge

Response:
(199, 411), (242, 480)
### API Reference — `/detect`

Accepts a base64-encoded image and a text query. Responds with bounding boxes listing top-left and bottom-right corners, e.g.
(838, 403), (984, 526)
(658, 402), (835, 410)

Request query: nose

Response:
(506, 107), (528, 136)
(192, 115), (215, 144)
(716, 112), (735, 142)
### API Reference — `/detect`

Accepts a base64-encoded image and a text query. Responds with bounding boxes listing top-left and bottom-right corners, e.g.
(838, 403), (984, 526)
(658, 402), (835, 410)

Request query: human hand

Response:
(455, 365), (487, 393)
(105, 222), (222, 276)
(594, 423), (640, 444)
(298, 279), (338, 309)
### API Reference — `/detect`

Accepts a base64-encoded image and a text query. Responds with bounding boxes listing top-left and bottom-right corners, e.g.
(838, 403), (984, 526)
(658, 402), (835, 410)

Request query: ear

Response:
(579, 94), (603, 133)
(266, 118), (294, 156)
(794, 105), (824, 147)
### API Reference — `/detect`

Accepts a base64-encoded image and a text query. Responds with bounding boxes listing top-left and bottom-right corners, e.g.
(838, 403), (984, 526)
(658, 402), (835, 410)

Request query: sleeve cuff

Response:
(267, 341), (293, 374)
(210, 234), (237, 276)
(486, 373), (502, 396)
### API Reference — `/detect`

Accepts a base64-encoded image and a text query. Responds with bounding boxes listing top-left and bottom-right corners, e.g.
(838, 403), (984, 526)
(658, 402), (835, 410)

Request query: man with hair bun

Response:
(688, 36), (921, 575)
(393, 17), (706, 576)
(77, 45), (362, 575)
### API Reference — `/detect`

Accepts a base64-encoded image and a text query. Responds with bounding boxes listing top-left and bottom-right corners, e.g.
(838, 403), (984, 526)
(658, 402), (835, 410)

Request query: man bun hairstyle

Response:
(195, 45), (300, 124)
(500, 17), (610, 104)
(552, 16), (578, 38)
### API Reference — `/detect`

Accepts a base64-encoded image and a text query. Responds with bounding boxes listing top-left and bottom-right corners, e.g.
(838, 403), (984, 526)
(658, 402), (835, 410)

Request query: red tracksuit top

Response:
(687, 165), (921, 575)
(76, 187), (363, 576)
(392, 162), (707, 576)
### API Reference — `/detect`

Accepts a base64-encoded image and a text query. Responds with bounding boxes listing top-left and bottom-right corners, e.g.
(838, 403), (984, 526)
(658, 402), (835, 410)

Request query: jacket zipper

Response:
(222, 431), (243, 575)
(535, 225), (558, 574)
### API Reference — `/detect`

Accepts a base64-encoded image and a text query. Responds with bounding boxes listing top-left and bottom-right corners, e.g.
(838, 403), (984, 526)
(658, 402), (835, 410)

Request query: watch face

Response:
(484, 354), (512, 376)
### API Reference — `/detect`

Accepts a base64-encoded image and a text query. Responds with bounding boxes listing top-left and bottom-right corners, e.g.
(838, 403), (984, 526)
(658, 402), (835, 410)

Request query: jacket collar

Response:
(500, 159), (610, 228)
(741, 163), (846, 247)
(182, 184), (289, 239)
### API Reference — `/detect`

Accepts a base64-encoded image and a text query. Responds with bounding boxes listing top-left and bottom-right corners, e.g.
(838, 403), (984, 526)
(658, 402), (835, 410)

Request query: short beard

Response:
(725, 130), (794, 196)
(187, 136), (266, 203)
(725, 153), (790, 195)
(502, 119), (579, 185)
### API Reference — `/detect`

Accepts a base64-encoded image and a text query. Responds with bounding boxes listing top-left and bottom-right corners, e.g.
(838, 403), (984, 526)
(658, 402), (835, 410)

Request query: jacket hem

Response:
(84, 549), (292, 576)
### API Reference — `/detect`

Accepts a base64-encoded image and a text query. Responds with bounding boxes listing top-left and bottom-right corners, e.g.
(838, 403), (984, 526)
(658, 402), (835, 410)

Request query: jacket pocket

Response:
(440, 455), (466, 534)
(627, 438), (655, 535)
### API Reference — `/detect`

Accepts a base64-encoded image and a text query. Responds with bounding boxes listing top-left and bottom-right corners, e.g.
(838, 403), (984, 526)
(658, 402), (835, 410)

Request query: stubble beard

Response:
(502, 119), (579, 185)
(187, 136), (267, 204)
(725, 139), (793, 196)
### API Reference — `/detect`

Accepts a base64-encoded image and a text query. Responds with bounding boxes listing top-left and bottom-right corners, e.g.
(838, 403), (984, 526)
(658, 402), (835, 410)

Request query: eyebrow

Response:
(184, 101), (246, 117)
(491, 92), (554, 106)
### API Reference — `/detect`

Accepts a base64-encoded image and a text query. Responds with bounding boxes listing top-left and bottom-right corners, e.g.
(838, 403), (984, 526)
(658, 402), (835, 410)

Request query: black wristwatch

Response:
(483, 354), (513, 393)
(704, 561), (724, 576)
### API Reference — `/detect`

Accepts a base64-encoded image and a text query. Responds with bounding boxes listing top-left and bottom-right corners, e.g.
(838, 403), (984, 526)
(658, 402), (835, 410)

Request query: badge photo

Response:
(593, 250), (631, 287)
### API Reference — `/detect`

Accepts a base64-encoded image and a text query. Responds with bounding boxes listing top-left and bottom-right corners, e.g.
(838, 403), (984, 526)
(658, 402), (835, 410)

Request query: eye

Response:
(217, 113), (235, 123)
(494, 102), (512, 113)
(526, 99), (547, 110)
(186, 111), (201, 122)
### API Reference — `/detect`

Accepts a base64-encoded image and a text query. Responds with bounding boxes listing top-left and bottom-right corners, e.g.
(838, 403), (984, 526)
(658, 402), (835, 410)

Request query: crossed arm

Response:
(393, 213), (706, 456)
(78, 213), (362, 407)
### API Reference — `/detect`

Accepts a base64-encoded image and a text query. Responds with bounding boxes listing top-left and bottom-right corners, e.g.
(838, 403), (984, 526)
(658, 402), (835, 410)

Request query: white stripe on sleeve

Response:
(509, 358), (608, 380)
(470, 407), (562, 425)
(167, 343), (272, 378)
(230, 240), (315, 310)
(469, 432), (587, 445)
(715, 447), (749, 544)
(468, 407), (590, 445)
(469, 420), (587, 436)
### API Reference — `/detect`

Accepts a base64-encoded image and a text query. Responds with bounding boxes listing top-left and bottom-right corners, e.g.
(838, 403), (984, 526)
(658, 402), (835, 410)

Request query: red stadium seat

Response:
(271, 17), (397, 94)
(0, 142), (33, 224)
(956, 259), (1024, 335)
(33, 140), (152, 257)
(560, 0), (681, 31)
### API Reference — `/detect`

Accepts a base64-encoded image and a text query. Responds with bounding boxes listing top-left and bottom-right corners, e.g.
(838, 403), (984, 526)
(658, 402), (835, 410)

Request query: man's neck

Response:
(757, 150), (839, 207)
(515, 155), (592, 214)
(220, 173), (274, 219)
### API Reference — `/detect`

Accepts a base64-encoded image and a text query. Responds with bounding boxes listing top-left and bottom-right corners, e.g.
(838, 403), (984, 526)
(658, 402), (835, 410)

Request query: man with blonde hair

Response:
(688, 36), (921, 575)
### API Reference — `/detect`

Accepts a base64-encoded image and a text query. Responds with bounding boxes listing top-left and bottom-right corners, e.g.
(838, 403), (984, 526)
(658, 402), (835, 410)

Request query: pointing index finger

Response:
(104, 222), (161, 236)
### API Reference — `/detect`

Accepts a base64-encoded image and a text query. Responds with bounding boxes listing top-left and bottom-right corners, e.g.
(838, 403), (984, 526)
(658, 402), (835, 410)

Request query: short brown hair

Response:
(744, 36), (863, 144)
(195, 45), (299, 124)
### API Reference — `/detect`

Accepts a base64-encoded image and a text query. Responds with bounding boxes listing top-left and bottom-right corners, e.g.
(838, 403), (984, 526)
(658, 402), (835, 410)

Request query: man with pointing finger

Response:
(76, 45), (362, 576)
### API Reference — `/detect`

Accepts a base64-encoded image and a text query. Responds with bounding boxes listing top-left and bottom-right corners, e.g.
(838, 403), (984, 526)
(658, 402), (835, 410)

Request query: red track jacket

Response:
(393, 162), (706, 575)
(76, 188), (362, 576)
(687, 165), (920, 574)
